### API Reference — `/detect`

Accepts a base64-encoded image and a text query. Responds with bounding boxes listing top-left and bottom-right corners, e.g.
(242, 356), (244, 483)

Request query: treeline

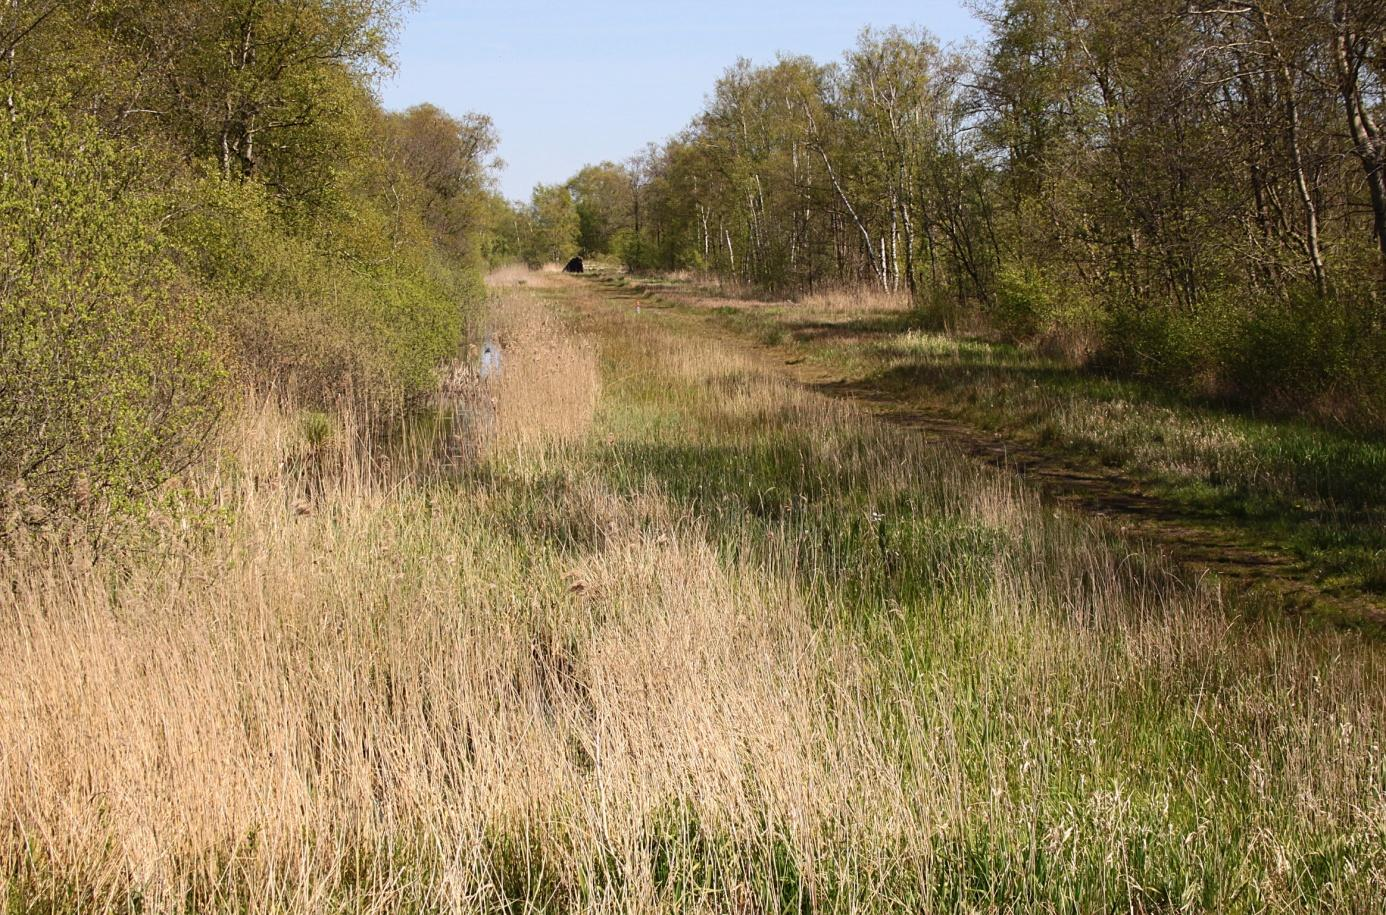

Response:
(2, 1), (502, 531)
(559, 0), (1386, 428)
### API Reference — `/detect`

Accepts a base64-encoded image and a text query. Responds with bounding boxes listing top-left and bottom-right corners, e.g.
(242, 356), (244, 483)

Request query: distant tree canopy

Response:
(569, 162), (639, 255)
(560, 5), (1386, 426)
(500, 183), (581, 267)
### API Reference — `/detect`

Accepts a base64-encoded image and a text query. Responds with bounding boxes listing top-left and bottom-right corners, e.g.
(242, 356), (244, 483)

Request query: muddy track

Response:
(579, 272), (1386, 631)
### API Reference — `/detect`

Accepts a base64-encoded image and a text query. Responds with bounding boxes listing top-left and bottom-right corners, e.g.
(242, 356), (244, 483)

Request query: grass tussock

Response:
(3, 276), (1385, 912)
(794, 287), (913, 314)
(489, 302), (601, 451)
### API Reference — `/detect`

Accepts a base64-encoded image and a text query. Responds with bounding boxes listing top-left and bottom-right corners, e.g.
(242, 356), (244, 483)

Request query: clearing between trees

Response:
(3, 267), (1385, 911)
(10, 2), (1386, 911)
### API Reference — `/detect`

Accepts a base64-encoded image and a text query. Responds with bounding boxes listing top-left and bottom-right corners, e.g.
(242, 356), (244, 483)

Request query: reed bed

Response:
(2, 277), (1383, 913)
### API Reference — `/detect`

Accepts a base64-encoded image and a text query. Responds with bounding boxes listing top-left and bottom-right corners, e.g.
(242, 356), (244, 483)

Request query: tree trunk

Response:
(900, 194), (918, 299)
(1257, 5), (1326, 294)
(1334, 0), (1386, 266)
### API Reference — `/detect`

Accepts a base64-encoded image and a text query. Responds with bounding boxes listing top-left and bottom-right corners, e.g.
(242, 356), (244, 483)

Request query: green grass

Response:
(543, 280), (1386, 912)
(626, 276), (1386, 599)
(6, 277), (1385, 913)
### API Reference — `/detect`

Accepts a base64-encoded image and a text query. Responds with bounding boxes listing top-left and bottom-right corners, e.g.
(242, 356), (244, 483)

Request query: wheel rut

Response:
(577, 272), (1386, 631)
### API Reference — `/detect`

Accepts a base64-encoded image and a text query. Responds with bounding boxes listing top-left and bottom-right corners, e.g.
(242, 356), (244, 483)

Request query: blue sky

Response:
(379, 1), (986, 201)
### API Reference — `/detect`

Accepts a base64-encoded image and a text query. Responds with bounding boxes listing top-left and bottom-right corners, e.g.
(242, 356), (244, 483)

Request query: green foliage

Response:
(992, 262), (1055, 339)
(561, 1), (1386, 430)
(518, 184), (581, 266)
(173, 172), (472, 405)
(1220, 291), (1374, 410)
(0, 0), (498, 534)
(0, 107), (223, 531)
(300, 411), (335, 450)
(611, 227), (655, 271)
(385, 104), (500, 261)
(1097, 301), (1205, 387)
(1094, 287), (1386, 424)
(104, 0), (399, 188)
(568, 161), (637, 254)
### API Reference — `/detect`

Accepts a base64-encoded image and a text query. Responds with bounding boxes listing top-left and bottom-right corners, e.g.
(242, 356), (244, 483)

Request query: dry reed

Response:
(2, 276), (1383, 913)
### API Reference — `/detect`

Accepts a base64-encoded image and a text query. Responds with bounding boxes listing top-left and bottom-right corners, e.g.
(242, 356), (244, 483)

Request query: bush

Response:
(1221, 288), (1386, 426)
(172, 174), (475, 408)
(991, 262), (1101, 361)
(992, 262), (1052, 340)
(612, 227), (655, 272)
(1093, 284), (1386, 430)
(0, 107), (224, 534)
(1096, 298), (1209, 388)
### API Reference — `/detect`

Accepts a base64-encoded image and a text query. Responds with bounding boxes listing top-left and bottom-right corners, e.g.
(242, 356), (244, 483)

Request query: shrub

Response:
(1237, 290), (1385, 428)
(0, 106), (224, 535)
(1096, 298), (1209, 388)
(612, 227), (655, 272)
(992, 262), (1052, 340)
(991, 262), (1102, 361)
(172, 174), (475, 408)
(1094, 284), (1386, 430)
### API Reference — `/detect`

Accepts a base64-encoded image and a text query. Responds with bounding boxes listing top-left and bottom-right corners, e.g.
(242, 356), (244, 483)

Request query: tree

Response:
(1333, 0), (1386, 265)
(560, 0), (1386, 421)
(568, 161), (636, 254)
(386, 103), (500, 260)
(523, 183), (580, 265)
(1, 106), (222, 532)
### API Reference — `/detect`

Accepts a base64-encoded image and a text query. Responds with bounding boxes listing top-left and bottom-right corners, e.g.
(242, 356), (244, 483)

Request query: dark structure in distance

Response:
(563, 256), (584, 274)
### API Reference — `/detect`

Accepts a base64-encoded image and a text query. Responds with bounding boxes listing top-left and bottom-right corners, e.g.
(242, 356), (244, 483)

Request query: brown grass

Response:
(2, 273), (1384, 912)
(0, 286), (870, 911)
(794, 286), (913, 314)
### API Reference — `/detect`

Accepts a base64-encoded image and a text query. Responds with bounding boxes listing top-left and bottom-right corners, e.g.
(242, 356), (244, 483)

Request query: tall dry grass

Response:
(2, 276), (1384, 912)
(0, 285), (870, 912)
(794, 286), (913, 314)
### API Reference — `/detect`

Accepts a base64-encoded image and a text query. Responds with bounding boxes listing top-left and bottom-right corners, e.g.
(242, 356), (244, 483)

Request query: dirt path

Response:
(576, 272), (1386, 630)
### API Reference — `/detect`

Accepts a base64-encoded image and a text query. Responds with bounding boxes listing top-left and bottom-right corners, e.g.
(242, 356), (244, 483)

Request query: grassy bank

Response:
(609, 273), (1386, 605)
(4, 271), (1383, 912)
